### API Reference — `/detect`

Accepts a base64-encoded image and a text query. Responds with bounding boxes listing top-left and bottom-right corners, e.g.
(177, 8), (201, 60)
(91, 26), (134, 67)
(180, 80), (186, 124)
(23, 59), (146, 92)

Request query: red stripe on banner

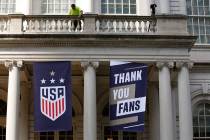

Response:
(59, 99), (61, 114)
(49, 102), (51, 117)
(45, 100), (48, 115)
(42, 99), (44, 112)
(52, 102), (54, 119)
(56, 101), (58, 117)
(62, 98), (64, 112)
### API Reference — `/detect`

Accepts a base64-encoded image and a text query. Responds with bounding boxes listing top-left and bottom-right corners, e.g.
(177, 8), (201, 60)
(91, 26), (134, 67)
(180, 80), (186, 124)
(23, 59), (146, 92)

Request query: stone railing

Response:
(95, 15), (156, 33)
(0, 14), (188, 35)
(0, 15), (10, 33)
(23, 15), (84, 33)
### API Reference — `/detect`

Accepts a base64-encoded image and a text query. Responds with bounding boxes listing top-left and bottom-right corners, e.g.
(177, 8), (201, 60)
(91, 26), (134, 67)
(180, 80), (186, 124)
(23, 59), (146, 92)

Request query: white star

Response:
(50, 70), (55, 76)
(41, 78), (46, 84)
(50, 78), (55, 84)
(60, 78), (65, 83)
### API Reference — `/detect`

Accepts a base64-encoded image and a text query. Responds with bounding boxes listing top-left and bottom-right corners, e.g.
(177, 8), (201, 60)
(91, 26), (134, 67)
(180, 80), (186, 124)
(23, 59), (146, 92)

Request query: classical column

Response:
(159, 0), (170, 14)
(5, 61), (23, 140)
(81, 61), (99, 140)
(156, 62), (174, 140)
(177, 62), (193, 140)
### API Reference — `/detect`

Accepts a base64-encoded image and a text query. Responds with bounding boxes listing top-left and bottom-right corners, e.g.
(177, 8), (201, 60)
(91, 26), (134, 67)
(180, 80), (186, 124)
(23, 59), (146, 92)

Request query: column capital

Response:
(81, 61), (99, 70)
(176, 62), (194, 69)
(5, 60), (23, 70)
(156, 61), (174, 69)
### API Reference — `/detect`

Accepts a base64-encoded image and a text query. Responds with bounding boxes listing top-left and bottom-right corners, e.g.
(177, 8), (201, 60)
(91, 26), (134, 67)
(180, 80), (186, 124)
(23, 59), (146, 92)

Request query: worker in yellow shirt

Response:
(68, 4), (82, 31)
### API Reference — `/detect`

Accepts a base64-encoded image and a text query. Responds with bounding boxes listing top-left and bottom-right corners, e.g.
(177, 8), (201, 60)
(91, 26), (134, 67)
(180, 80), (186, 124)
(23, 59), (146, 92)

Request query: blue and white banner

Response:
(109, 61), (147, 131)
(33, 61), (72, 132)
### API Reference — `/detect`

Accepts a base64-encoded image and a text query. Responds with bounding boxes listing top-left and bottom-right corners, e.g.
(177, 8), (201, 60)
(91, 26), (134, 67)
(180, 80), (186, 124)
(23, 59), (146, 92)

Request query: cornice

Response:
(0, 33), (196, 49)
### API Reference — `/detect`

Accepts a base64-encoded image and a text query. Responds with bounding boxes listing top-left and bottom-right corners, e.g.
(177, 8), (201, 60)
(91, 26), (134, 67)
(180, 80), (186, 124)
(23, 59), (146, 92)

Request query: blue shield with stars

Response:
(33, 61), (72, 131)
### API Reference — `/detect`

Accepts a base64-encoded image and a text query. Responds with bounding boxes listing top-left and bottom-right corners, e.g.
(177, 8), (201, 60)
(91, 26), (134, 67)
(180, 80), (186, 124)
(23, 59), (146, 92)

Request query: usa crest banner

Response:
(33, 61), (72, 131)
(109, 61), (147, 131)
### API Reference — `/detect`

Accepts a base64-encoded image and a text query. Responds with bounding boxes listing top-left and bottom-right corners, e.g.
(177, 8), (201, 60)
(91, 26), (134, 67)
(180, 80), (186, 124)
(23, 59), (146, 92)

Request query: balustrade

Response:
(96, 15), (156, 33)
(0, 14), (188, 35)
(0, 16), (10, 33)
(23, 15), (84, 33)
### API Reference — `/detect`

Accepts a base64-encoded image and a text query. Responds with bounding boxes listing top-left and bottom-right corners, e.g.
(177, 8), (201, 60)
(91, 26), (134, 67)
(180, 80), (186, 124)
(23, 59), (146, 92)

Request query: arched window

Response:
(101, 0), (136, 14)
(41, 0), (71, 14)
(193, 103), (210, 139)
(0, 0), (16, 14)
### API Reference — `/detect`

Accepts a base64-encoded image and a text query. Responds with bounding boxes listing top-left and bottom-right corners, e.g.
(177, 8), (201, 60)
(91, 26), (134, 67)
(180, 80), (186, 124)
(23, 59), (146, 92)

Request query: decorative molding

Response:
(156, 61), (174, 69)
(4, 60), (23, 70)
(81, 61), (99, 71)
(176, 61), (194, 69)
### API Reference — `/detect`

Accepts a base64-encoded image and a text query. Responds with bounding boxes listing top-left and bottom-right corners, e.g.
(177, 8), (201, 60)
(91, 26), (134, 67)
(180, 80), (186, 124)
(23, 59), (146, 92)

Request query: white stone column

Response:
(177, 62), (193, 140)
(137, 0), (151, 16)
(81, 61), (99, 140)
(16, 0), (31, 14)
(5, 61), (23, 140)
(159, 0), (170, 14)
(77, 0), (93, 13)
(156, 62), (174, 140)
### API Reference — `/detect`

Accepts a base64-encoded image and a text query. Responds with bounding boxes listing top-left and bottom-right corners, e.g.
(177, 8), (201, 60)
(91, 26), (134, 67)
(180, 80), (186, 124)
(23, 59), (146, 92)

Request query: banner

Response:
(33, 61), (72, 131)
(109, 61), (147, 131)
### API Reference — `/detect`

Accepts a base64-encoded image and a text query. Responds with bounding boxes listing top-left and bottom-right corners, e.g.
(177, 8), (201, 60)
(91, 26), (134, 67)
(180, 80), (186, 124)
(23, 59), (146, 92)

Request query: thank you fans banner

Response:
(33, 61), (72, 131)
(109, 61), (147, 131)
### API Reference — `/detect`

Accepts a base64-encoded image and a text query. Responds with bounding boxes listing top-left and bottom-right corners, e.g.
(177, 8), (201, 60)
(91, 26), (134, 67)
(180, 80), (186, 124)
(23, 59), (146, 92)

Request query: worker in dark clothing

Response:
(150, 4), (157, 16)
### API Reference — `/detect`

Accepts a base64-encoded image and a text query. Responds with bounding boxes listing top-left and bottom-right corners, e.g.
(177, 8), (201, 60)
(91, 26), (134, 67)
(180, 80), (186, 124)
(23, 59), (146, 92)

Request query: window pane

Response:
(116, 4), (122, 14)
(116, 0), (122, 3)
(101, 4), (107, 13)
(199, 26), (205, 34)
(192, 7), (198, 14)
(130, 0), (136, 4)
(123, 4), (129, 14)
(108, 4), (114, 13)
(123, 0), (129, 3)
(198, 0), (203, 6)
(199, 7), (204, 15)
(200, 35), (206, 43)
(200, 127), (205, 137)
(193, 127), (199, 137)
(109, 0), (114, 3)
(130, 5), (136, 14)
(102, 0), (107, 3)
(192, 0), (197, 6)
(206, 26), (210, 34)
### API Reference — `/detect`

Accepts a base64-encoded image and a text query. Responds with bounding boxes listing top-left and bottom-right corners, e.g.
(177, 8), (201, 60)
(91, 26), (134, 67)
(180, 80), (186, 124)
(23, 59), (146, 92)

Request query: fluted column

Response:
(156, 62), (174, 140)
(177, 62), (193, 140)
(81, 61), (99, 140)
(5, 61), (23, 140)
